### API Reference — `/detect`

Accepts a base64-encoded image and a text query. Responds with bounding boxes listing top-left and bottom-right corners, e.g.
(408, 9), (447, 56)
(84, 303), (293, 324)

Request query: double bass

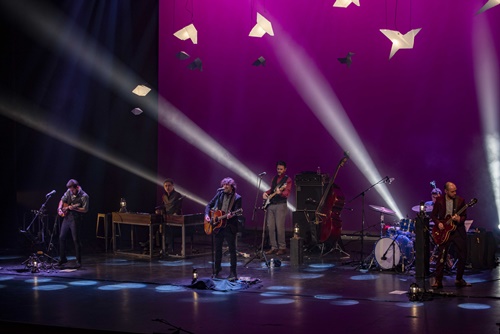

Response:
(315, 152), (349, 243)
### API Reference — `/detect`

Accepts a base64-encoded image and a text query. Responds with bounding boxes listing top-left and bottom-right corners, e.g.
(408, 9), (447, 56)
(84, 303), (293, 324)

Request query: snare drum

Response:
(399, 218), (415, 233)
(374, 235), (415, 270)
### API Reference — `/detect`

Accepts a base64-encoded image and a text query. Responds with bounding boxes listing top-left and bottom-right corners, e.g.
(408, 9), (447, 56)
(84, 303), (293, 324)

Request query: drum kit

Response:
(367, 203), (433, 271)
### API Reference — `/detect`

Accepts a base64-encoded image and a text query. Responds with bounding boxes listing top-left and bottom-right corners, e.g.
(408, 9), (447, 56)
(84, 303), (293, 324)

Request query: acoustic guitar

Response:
(431, 198), (477, 245)
(204, 208), (243, 235)
(59, 203), (81, 217)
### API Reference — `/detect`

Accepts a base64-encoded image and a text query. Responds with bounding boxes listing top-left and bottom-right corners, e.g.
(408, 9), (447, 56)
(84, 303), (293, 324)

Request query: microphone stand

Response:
(347, 177), (388, 269)
(244, 174), (269, 267)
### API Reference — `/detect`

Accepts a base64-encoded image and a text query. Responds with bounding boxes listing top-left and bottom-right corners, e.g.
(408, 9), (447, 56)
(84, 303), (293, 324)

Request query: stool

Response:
(96, 213), (109, 252)
(96, 213), (121, 252)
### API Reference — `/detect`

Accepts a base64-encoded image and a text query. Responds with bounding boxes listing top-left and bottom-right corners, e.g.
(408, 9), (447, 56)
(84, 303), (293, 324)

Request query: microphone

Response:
(217, 187), (224, 191)
(385, 177), (395, 184)
(46, 190), (56, 197)
(258, 172), (266, 176)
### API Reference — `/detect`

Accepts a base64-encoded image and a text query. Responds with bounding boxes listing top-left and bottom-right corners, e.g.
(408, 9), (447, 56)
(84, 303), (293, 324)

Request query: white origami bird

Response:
(380, 28), (422, 59)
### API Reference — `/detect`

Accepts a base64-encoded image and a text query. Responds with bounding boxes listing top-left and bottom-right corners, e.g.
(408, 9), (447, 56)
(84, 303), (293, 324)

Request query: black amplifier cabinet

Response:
(295, 172), (328, 211)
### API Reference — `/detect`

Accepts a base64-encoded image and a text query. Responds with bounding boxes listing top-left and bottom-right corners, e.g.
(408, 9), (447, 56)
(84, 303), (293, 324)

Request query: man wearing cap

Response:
(57, 179), (89, 268)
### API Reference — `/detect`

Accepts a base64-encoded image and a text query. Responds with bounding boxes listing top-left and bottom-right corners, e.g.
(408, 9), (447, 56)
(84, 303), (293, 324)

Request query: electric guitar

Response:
(263, 183), (287, 210)
(58, 203), (81, 217)
(204, 208), (243, 235)
(431, 198), (477, 245)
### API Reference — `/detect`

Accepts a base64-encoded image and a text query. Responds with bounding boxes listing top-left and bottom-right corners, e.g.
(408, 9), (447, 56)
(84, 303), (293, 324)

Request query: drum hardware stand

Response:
(348, 177), (390, 270)
(22, 250), (57, 273)
(244, 173), (269, 268)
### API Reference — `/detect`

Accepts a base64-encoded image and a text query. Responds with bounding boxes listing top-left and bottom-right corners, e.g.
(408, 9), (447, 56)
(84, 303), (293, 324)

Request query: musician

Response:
(430, 182), (470, 288)
(263, 160), (293, 256)
(425, 187), (442, 207)
(56, 179), (89, 268)
(141, 178), (183, 252)
(205, 177), (242, 281)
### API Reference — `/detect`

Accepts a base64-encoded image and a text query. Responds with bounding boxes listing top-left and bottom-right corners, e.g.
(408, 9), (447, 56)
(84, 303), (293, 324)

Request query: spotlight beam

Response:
(0, 1), (295, 210)
(473, 17), (500, 227)
(269, 24), (403, 218)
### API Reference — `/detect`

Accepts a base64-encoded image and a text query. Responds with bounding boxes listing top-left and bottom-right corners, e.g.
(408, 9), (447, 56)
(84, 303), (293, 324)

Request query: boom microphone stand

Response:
(347, 176), (390, 269)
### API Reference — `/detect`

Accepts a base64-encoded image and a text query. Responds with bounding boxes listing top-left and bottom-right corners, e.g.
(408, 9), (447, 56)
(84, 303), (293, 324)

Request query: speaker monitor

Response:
(296, 184), (324, 211)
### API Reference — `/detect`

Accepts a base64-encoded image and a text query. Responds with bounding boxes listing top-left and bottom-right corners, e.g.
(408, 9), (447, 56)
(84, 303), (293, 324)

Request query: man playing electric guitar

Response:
(430, 182), (470, 288)
(204, 177), (242, 281)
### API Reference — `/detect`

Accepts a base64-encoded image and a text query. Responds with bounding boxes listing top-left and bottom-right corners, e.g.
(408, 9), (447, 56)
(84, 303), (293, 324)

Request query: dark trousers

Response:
(434, 227), (467, 281)
(214, 225), (237, 275)
(59, 216), (82, 263)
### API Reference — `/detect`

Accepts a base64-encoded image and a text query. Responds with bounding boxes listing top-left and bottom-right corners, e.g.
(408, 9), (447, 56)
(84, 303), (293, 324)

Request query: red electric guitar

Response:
(431, 198), (477, 245)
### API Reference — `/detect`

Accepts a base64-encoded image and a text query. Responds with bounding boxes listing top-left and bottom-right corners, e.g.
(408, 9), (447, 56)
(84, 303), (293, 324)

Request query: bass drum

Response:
(374, 235), (414, 270)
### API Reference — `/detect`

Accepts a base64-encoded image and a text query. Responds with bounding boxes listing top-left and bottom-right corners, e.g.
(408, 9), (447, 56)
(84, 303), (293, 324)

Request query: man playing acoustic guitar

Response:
(57, 179), (89, 269)
(430, 182), (470, 288)
(205, 177), (242, 281)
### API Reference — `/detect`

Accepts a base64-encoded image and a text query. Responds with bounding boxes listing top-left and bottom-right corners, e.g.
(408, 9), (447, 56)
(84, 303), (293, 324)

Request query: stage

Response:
(0, 232), (499, 334)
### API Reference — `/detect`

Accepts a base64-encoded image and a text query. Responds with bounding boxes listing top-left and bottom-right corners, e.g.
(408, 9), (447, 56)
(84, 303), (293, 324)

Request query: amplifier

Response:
(294, 172), (325, 186)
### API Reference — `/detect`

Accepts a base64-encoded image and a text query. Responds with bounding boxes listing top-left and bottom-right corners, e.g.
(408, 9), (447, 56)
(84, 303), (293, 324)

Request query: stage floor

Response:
(0, 234), (499, 334)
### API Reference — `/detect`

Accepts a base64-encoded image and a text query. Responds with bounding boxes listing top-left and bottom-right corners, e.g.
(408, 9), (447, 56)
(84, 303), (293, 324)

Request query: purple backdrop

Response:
(158, 0), (500, 233)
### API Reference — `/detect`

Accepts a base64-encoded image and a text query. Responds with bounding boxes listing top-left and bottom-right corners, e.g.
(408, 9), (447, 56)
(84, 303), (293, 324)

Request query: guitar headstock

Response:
(468, 198), (478, 207)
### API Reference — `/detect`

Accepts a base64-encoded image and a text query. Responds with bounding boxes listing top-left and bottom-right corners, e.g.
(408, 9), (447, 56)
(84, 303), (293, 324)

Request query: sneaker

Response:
(75, 261), (81, 269)
(227, 272), (237, 281)
(455, 279), (471, 287)
(56, 259), (68, 267)
(265, 249), (277, 255)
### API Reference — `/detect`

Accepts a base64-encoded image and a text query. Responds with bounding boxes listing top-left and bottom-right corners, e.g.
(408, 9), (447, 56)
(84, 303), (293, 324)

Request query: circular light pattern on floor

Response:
(309, 263), (335, 269)
(396, 302), (424, 307)
(260, 292), (286, 297)
(98, 283), (147, 290)
(69, 280), (99, 286)
(25, 278), (52, 283)
(350, 274), (379, 281)
(179, 296), (228, 303)
(330, 300), (359, 306)
(33, 284), (68, 291)
(0, 275), (15, 281)
(267, 285), (296, 291)
(314, 294), (342, 300)
(458, 303), (491, 310)
(260, 298), (296, 305)
(106, 259), (130, 266)
(0, 255), (23, 260)
(159, 260), (194, 267)
(289, 273), (323, 279)
(155, 285), (188, 292)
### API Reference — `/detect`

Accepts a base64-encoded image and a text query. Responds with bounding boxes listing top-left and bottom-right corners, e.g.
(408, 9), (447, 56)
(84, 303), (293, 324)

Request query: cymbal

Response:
(369, 205), (395, 215)
(412, 204), (433, 213)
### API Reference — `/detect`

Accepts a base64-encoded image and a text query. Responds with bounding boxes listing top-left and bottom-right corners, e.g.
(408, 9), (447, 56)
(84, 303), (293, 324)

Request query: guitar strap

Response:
(272, 175), (288, 190)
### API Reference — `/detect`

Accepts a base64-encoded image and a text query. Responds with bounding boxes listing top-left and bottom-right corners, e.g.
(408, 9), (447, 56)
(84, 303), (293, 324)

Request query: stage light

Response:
(380, 28), (422, 59)
(188, 58), (203, 71)
(119, 198), (127, 213)
(293, 223), (300, 238)
(477, 0), (500, 14)
(192, 268), (198, 284)
(132, 84), (151, 96)
(173, 23), (198, 44)
(408, 283), (422, 301)
(176, 51), (190, 60)
(333, 0), (360, 8)
(252, 56), (266, 66)
(131, 108), (143, 116)
(249, 13), (274, 38)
